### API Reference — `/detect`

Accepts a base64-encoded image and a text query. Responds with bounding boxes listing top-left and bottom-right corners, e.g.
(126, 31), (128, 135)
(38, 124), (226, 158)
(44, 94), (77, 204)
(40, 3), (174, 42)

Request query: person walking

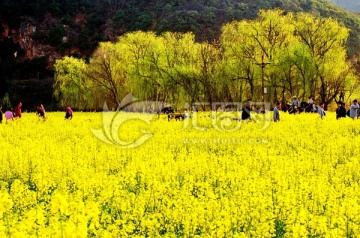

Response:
(273, 102), (281, 122)
(14, 102), (22, 118)
(349, 99), (359, 119)
(291, 96), (299, 114)
(241, 101), (251, 120)
(336, 101), (346, 119)
(318, 102), (326, 119)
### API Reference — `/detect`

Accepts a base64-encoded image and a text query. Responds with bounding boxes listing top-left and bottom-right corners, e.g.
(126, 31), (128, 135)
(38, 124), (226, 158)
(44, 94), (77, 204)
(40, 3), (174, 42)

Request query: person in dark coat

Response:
(36, 104), (46, 119)
(336, 101), (346, 119)
(242, 101), (251, 120)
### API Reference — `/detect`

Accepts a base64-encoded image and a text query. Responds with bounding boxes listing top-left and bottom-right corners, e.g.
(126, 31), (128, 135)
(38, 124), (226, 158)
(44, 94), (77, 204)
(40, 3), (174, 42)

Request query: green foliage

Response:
(2, 0), (360, 55)
(53, 10), (358, 110)
(0, 93), (12, 110)
(3, 0), (360, 109)
(47, 24), (65, 46)
(54, 56), (96, 109)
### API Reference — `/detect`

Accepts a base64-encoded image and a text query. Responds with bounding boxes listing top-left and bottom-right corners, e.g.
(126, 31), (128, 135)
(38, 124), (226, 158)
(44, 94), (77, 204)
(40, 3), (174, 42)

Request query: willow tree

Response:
(248, 10), (300, 104)
(221, 9), (355, 106)
(54, 56), (95, 109)
(86, 42), (130, 109)
(195, 42), (222, 105)
(221, 9), (296, 103)
(160, 32), (203, 107)
(221, 20), (258, 100)
(284, 42), (317, 101)
(293, 12), (351, 105)
(118, 31), (168, 102)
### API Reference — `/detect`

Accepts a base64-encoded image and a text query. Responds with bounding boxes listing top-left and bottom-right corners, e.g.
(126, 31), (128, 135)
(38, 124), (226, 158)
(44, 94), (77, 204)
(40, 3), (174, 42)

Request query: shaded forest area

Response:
(1, 0), (360, 110)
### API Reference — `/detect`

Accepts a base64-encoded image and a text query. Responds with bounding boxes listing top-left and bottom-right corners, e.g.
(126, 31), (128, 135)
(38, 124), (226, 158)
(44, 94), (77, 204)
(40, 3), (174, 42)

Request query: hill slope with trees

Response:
(1, 0), (360, 109)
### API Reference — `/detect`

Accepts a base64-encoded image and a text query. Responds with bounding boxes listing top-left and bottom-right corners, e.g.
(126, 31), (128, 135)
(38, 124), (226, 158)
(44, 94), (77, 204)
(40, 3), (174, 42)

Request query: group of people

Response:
(0, 102), (23, 123)
(302, 98), (360, 121)
(290, 96), (317, 113)
(0, 103), (73, 123)
(272, 96), (360, 122)
(274, 99), (333, 122)
(1, 97), (359, 124)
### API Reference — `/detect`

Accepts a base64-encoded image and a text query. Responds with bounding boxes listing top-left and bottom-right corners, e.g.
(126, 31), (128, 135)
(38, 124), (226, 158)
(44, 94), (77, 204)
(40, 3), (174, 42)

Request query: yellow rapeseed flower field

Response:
(1, 111), (360, 237)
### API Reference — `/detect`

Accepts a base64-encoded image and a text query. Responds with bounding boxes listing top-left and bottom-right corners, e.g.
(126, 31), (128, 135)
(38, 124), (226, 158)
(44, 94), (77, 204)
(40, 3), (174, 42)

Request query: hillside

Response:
(328, 0), (360, 12)
(1, 0), (360, 109)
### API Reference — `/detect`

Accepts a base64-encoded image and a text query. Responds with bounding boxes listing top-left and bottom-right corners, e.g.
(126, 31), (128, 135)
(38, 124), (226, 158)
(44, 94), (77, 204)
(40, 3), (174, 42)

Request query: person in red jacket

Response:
(14, 102), (22, 118)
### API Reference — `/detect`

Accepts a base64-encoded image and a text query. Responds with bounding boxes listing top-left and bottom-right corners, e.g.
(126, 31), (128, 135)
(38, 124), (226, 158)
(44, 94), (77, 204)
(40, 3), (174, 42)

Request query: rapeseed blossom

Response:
(0, 112), (359, 237)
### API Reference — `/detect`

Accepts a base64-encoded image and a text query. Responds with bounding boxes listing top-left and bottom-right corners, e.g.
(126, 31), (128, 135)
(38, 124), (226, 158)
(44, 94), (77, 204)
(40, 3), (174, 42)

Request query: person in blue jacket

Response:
(318, 102), (325, 119)
(349, 100), (359, 119)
